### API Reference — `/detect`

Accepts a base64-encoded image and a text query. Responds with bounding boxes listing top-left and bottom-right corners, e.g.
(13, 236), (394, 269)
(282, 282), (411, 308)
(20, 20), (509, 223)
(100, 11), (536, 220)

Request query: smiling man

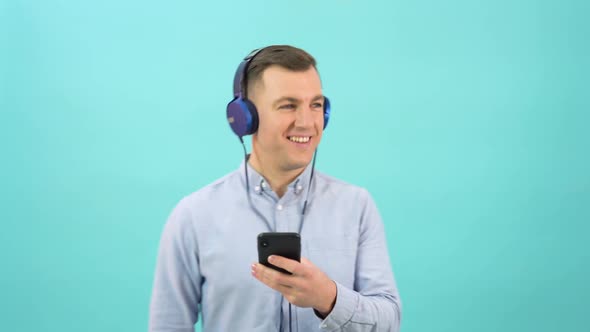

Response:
(149, 45), (402, 332)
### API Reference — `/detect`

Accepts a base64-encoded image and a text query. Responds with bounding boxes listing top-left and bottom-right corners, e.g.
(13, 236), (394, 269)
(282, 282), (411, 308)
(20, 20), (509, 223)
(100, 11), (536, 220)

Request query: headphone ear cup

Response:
(242, 99), (259, 135)
(323, 97), (331, 129)
(226, 98), (259, 137)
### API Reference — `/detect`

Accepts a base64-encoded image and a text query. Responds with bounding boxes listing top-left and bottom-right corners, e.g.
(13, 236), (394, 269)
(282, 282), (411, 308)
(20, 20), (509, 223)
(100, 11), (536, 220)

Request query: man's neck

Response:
(248, 153), (305, 198)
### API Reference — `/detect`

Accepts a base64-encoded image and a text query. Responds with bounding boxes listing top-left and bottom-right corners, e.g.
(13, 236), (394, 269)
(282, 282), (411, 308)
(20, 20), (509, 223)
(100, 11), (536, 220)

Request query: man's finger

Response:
(268, 255), (299, 274)
(253, 263), (293, 289)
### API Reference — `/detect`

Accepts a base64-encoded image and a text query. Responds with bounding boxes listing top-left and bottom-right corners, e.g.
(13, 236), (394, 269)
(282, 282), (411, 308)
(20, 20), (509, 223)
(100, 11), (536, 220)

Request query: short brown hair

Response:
(243, 45), (317, 98)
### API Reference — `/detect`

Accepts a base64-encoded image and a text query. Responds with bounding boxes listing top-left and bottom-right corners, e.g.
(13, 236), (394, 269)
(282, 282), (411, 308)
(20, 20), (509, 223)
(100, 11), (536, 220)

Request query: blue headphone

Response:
(226, 48), (331, 138)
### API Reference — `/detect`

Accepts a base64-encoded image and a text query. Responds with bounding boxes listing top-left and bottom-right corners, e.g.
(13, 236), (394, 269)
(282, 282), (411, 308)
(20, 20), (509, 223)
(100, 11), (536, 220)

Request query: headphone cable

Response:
(240, 137), (318, 332)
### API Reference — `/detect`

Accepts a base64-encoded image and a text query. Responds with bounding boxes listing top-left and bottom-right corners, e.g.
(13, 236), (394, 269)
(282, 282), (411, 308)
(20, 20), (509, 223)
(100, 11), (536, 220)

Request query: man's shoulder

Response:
(314, 171), (371, 198)
(160, 169), (241, 231)
(178, 168), (241, 208)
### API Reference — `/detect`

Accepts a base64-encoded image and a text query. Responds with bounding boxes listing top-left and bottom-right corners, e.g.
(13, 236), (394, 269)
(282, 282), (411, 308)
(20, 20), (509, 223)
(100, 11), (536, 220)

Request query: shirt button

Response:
(276, 204), (283, 211)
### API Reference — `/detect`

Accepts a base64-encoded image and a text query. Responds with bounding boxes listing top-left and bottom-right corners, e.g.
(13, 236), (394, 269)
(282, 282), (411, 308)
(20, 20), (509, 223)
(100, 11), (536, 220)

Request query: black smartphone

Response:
(257, 232), (301, 275)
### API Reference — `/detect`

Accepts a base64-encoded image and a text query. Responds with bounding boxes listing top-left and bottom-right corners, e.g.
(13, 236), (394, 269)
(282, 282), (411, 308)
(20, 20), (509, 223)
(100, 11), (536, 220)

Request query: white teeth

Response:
(289, 136), (310, 143)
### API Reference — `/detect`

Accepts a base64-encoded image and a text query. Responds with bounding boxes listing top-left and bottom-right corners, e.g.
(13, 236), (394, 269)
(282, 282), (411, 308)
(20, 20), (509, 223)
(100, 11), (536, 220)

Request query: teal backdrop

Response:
(1, 0), (588, 331)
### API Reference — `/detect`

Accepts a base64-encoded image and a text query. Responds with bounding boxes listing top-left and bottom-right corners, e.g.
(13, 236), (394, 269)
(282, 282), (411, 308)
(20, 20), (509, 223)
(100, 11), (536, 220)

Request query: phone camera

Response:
(261, 241), (269, 248)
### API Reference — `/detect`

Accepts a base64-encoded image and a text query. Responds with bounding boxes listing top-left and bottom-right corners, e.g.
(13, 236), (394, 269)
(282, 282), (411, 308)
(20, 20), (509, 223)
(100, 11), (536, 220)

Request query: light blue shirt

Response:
(149, 160), (402, 331)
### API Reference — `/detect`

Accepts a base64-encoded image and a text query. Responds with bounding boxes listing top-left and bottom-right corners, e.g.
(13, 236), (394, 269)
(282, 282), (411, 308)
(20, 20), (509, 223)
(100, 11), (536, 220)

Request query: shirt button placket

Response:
(275, 203), (286, 232)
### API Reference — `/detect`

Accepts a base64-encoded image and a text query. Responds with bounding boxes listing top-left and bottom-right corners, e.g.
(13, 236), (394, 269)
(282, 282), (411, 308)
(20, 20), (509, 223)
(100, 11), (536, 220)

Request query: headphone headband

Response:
(232, 48), (263, 99)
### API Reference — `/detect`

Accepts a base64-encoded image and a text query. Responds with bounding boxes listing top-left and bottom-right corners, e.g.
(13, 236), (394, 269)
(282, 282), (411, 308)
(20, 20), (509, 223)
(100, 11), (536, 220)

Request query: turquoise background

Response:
(1, 0), (588, 331)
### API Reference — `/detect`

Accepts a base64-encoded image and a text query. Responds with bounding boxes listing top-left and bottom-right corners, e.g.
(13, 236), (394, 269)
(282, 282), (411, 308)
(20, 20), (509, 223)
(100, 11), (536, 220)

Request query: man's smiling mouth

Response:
(287, 136), (311, 143)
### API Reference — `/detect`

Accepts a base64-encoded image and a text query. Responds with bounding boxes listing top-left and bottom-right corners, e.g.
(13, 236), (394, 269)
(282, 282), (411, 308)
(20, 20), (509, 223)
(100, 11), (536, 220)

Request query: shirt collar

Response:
(238, 156), (314, 197)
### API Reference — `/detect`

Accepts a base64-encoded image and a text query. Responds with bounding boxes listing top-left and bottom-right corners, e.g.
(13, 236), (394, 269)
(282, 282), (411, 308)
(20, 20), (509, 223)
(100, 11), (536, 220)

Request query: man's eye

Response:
(279, 104), (296, 110)
(312, 103), (323, 109)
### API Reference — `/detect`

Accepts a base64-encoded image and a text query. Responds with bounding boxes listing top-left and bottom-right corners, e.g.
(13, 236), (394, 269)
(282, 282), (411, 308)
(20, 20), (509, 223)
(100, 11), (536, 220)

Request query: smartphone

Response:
(257, 232), (301, 274)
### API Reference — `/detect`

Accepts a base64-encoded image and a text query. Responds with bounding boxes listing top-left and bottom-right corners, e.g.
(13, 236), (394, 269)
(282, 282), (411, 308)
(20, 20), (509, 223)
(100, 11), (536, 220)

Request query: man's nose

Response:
(294, 106), (313, 128)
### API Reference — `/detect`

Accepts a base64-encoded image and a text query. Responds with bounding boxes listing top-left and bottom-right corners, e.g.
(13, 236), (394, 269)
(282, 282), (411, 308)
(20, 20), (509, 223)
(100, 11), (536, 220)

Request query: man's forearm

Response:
(319, 282), (401, 332)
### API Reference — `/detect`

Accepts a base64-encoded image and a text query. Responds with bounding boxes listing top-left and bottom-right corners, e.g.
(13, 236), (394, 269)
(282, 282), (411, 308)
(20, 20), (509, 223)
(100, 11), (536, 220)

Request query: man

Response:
(149, 45), (402, 332)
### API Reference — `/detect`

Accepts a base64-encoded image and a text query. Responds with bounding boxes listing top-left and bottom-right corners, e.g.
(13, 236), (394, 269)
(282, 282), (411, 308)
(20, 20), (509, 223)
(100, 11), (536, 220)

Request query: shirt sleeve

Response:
(149, 198), (201, 332)
(318, 189), (402, 332)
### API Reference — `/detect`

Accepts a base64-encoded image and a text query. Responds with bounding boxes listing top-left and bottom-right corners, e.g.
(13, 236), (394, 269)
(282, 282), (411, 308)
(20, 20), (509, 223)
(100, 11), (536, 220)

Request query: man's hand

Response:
(251, 256), (337, 317)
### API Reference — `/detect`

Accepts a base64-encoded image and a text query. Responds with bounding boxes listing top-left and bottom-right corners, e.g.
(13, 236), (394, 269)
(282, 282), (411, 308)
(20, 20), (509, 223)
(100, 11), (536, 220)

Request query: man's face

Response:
(250, 65), (325, 173)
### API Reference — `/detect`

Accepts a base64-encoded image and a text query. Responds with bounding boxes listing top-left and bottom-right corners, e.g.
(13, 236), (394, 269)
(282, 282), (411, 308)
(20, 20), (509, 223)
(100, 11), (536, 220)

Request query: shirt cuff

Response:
(317, 281), (359, 331)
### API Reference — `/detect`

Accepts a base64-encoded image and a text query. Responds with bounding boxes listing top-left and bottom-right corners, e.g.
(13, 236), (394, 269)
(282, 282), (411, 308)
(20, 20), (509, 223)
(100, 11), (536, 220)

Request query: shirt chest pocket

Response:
(305, 235), (357, 288)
